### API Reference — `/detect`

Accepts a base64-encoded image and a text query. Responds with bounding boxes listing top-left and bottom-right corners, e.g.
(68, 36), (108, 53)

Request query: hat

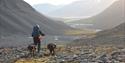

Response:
(36, 24), (40, 28)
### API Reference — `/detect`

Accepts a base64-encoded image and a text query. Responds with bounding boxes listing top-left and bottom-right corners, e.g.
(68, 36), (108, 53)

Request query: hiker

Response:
(47, 43), (56, 55)
(32, 24), (45, 53)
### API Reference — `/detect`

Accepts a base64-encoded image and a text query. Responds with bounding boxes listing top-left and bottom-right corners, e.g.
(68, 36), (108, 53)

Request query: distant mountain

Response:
(33, 4), (63, 16)
(91, 0), (125, 29)
(48, 0), (114, 18)
(0, 0), (71, 36)
(72, 0), (125, 45)
(72, 22), (125, 46)
(69, 0), (125, 30)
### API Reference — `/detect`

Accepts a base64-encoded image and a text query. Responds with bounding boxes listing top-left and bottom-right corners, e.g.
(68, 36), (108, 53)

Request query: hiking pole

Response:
(44, 36), (46, 52)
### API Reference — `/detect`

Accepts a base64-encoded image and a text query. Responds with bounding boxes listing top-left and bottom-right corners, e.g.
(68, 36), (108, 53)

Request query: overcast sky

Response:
(24, 0), (118, 6)
(24, 0), (105, 6)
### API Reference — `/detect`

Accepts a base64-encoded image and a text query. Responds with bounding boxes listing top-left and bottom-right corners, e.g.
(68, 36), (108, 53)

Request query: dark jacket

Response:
(32, 26), (45, 37)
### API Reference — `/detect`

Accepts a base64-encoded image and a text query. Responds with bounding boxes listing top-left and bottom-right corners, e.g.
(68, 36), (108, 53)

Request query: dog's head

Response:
(47, 43), (56, 49)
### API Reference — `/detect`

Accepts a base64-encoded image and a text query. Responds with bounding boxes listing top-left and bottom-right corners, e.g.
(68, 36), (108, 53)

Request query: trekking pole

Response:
(44, 37), (46, 51)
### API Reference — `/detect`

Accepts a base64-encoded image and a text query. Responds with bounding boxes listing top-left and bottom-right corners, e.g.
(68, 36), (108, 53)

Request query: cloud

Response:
(96, 0), (101, 3)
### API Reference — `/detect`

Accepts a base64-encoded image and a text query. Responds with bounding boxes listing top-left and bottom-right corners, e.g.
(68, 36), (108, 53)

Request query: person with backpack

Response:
(32, 24), (45, 53)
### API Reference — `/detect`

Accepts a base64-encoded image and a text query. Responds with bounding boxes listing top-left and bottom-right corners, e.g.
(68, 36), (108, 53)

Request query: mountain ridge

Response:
(0, 0), (71, 36)
(47, 0), (114, 18)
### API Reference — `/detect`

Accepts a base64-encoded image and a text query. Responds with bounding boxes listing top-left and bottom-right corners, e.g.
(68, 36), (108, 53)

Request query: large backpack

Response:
(32, 26), (40, 37)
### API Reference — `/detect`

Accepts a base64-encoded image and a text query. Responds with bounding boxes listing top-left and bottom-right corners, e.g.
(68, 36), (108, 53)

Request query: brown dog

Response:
(47, 43), (56, 56)
(27, 44), (36, 57)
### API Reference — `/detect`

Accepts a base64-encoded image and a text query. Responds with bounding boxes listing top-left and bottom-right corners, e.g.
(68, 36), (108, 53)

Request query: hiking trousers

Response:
(33, 37), (41, 53)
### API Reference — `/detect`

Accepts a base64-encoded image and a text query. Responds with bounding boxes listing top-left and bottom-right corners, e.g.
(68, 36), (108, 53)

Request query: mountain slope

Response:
(92, 0), (125, 29)
(0, 0), (71, 36)
(97, 22), (125, 36)
(68, 0), (125, 30)
(73, 22), (125, 46)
